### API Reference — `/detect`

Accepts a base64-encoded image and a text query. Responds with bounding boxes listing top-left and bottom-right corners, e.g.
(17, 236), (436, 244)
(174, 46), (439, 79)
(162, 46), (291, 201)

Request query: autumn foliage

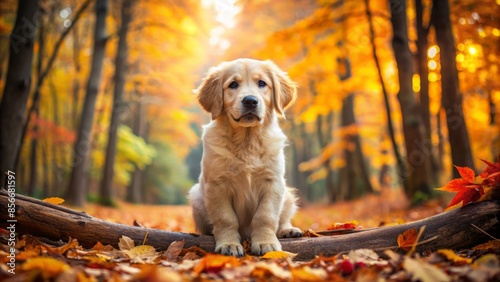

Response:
(437, 156), (500, 210)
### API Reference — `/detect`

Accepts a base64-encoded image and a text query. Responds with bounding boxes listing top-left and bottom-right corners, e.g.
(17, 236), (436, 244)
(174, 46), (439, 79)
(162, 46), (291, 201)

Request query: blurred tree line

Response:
(0, 0), (211, 206)
(214, 0), (499, 204)
(0, 0), (498, 206)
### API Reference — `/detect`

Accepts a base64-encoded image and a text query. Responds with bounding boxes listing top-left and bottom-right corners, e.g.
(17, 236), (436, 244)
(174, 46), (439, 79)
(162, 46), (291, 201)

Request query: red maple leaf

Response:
(437, 156), (500, 210)
(480, 157), (500, 189)
(437, 166), (483, 209)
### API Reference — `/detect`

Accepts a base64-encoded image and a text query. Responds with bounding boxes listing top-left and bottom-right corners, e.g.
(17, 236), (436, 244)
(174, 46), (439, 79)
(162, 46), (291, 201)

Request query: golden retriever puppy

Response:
(189, 58), (303, 256)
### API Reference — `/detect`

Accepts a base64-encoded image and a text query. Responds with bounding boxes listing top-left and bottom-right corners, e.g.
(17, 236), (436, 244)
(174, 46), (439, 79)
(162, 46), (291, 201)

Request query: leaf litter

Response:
(1, 157), (499, 281)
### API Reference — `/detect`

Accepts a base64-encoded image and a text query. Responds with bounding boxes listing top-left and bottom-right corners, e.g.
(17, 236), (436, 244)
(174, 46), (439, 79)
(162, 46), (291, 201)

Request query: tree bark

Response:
(365, 0), (407, 193)
(415, 0), (439, 184)
(67, 0), (108, 206)
(1, 190), (498, 261)
(338, 93), (374, 201)
(126, 100), (146, 203)
(389, 0), (432, 200)
(0, 0), (40, 185)
(432, 0), (476, 177)
(100, 0), (133, 206)
(15, 0), (91, 172)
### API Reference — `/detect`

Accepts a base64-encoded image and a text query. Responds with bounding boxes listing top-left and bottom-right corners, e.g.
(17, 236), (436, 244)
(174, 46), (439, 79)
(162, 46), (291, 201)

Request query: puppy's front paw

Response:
(215, 243), (245, 257)
(250, 239), (281, 255)
(278, 227), (303, 238)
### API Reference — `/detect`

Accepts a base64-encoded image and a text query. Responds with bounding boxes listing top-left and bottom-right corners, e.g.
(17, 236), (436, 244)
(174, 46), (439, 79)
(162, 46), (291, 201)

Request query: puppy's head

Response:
(196, 59), (297, 127)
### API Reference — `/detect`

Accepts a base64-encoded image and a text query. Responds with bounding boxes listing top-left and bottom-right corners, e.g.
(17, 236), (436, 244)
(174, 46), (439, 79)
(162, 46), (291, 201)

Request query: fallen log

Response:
(1, 190), (499, 261)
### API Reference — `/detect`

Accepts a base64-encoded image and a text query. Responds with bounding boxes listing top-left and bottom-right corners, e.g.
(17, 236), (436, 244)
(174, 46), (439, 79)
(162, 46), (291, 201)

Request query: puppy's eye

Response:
(229, 81), (239, 89)
(258, 80), (267, 88)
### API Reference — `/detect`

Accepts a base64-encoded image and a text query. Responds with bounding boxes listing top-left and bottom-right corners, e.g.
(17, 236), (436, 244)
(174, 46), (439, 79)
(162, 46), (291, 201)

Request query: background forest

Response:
(0, 0), (498, 207)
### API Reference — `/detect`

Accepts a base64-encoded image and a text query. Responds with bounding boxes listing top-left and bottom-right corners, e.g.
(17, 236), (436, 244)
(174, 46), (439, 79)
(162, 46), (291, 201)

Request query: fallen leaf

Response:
(118, 235), (135, 251)
(403, 257), (450, 282)
(472, 254), (500, 278)
(123, 245), (157, 259)
(290, 266), (327, 281)
(43, 197), (65, 205)
(163, 240), (185, 261)
(437, 249), (472, 264)
(327, 220), (359, 230)
(193, 254), (241, 275)
(44, 238), (79, 255)
(472, 240), (500, 251)
(261, 250), (297, 259)
(93, 241), (105, 251)
(348, 249), (386, 266)
(303, 229), (323, 237)
(21, 257), (71, 279)
(251, 261), (291, 280)
(397, 228), (418, 251)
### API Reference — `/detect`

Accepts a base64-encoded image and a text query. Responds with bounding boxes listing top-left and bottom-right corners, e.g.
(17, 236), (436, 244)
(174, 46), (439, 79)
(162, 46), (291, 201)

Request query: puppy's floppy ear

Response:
(266, 60), (297, 118)
(195, 66), (223, 120)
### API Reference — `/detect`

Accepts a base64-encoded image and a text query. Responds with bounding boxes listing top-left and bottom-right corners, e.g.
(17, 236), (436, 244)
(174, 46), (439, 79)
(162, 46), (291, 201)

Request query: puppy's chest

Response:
(231, 144), (278, 173)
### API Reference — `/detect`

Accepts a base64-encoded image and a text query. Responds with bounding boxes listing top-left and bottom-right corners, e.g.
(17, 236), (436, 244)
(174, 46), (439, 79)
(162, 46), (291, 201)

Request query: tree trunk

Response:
(1, 190), (498, 261)
(389, 0), (432, 200)
(290, 122), (309, 202)
(432, 0), (476, 176)
(49, 76), (62, 194)
(42, 140), (51, 198)
(415, 0), (439, 184)
(126, 100), (146, 203)
(100, 0), (133, 206)
(27, 13), (45, 197)
(66, 0), (108, 206)
(338, 93), (374, 201)
(365, 0), (407, 193)
(27, 109), (38, 197)
(0, 0), (40, 185)
(307, 78), (335, 201)
(15, 0), (91, 172)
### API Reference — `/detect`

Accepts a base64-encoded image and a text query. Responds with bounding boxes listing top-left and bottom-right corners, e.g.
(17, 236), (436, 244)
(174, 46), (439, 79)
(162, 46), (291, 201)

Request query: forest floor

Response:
(84, 189), (445, 233)
(2, 189), (499, 281)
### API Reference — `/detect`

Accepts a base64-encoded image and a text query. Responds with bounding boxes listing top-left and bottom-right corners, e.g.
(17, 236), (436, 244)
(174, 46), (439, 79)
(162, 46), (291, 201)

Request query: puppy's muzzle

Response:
(231, 96), (261, 123)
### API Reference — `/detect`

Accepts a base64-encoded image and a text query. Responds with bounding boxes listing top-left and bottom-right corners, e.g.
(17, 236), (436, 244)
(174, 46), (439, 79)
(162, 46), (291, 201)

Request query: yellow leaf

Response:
(437, 249), (472, 264)
(472, 254), (499, 270)
(123, 245), (157, 259)
(21, 257), (70, 279)
(261, 250), (297, 259)
(43, 197), (65, 205)
(291, 266), (327, 281)
(403, 257), (451, 282)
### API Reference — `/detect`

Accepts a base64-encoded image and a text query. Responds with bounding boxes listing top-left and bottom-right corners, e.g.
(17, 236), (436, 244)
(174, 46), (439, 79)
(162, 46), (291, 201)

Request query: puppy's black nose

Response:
(242, 96), (258, 109)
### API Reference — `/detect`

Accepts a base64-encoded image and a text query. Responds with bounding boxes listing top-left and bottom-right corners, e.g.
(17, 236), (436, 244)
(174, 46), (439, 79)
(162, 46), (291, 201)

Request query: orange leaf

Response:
(193, 254), (240, 275)
(21, 257), (71, 279)
(436, 178), (469, 193)
(397, 228), (418, 251)
(261, 251), (297, 259)
(455, 166), (475, 182)
(42, 197), (65, 205)
(93, 242), (105, 251)
(327, 220), (358, 230)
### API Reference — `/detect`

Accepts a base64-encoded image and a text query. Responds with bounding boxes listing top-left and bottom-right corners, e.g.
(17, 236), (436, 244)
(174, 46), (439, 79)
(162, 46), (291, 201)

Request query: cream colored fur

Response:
(189, 58), (302, 256)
